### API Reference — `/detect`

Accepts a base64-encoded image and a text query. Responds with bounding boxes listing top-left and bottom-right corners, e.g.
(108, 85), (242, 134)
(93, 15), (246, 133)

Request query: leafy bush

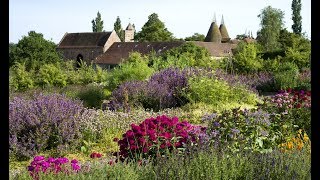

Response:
(36, 63), (68, 88)
(114, 115), (207, 161)
(9, 93), (85, 160)
(231, 42), (263, 74)
(273, 62), (299, 90)
(185, 76), (259, 108)
(75, 84), (105, 109)
(9, 62), (35, 91)
(151, 42), (213, 70)
(107, 52), (154, 90)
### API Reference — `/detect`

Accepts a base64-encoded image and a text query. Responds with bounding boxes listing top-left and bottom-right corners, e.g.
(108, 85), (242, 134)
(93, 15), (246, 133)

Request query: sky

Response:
(9, 0), (311, 44)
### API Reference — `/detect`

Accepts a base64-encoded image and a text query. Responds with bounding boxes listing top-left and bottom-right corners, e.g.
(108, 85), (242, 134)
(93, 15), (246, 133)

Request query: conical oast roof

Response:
(219, 16), (230, 43)
(219, 24), (230, 42)
(204, 21), (222, 43)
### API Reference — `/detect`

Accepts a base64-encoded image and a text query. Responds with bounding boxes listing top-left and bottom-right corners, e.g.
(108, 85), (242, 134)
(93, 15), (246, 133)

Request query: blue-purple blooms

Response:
(213, 69), (274, 93)
(9, 93), (86, 160)
(109, 68), (191, 111)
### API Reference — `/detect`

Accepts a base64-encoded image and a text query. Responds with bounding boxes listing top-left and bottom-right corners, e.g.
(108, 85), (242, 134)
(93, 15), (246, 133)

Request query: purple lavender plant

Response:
(109, 68), (190, 111)
(9, 93), (85, 160)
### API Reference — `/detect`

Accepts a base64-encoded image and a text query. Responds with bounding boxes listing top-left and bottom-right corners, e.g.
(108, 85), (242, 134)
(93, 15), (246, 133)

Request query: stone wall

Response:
(124, 29), (134, 42)
(57, 47), (103, 64)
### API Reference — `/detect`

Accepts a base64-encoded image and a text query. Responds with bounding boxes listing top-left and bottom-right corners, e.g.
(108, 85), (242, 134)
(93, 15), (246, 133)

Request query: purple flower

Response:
(47, 157), (55, 163)
(34, 156), (45, 162)
(231, 128), (240, 134)
(71, 159), (78, 164)
(71, 163), (81, 171)
(27, 166), (34, 171)
(213, 121), (220, 127)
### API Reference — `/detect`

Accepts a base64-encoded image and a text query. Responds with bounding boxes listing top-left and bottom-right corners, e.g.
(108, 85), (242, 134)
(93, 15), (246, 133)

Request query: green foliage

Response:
(135, 13), (174, 42)
(92, 11), (104, 32)
(10, 62), (35, 91)
(36, 63), (67, 88)
(232, 42), (263, 74)
(261, 57), (282, 72)
(75, 84), (105, 109)
(257, 6), (285, 51)
(107, 52), (154, 90)
(77, 61), (103, 84)
(114, 16), (124, 42)
(185, 76), (258, 108)
(184, 33), (205, 41)
(10, 60), (109, 92)
(12, 148), (310, 180)
(273, 62), (299, 90)
(9, 42), (17, 67)
(284, 48), (310, 69)
(278, 30), (311, 69)
(151, 42), (214, 70)
(291, 0), (302, 35)
(9, 31), (62, 70)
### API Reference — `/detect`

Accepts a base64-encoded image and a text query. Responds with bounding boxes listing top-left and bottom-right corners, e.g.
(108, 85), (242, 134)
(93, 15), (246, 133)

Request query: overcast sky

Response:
(9, 0), (311, 44)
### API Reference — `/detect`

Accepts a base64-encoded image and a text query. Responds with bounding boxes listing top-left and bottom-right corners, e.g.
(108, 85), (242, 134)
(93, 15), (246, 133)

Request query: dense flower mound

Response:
(9, 93), (85, 160)
(109, 68), (190, 111)
(114, 115), (207, 161)
(27, 156), (80, 180)
(270, 89), (311, 109)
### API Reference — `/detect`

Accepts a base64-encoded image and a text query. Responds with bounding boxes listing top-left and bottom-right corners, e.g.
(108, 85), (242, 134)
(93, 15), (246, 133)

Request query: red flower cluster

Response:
(90, 152), (102, 159)
(114, 115), (203, 161)
(272, 89), (311, 109)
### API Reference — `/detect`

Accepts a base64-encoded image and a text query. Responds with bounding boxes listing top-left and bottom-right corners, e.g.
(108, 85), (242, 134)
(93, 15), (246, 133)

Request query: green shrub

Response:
(9, 62), (35, 91)
(151, 42), (214, 70)
(77, 61), (100, 84)
(36, 62), (67, 88)
(75, 84), (105, 109)
(273, 62), (299, 90)
(232, 42), (263, 74)
(185, 76), (259, 108)
(107, 52), (154, 90)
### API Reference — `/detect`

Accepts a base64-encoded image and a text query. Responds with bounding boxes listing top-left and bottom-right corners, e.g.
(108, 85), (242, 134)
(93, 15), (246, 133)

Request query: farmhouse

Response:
(57, 17), (240, 69)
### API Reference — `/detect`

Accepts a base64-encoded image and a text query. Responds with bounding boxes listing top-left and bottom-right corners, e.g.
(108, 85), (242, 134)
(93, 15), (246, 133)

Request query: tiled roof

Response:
(57, 32), (112, 47)
(94, 42), (184, 64)
(192, 42), (237, 57)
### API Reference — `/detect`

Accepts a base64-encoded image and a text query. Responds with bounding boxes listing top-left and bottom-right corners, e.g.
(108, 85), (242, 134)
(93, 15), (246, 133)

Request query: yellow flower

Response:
(297, 142), (304, 150)
(303, 133), (309, 142)
(287, 142), (293, 150)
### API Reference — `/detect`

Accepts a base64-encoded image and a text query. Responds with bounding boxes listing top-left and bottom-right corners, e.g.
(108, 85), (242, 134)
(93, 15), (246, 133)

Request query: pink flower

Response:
(34, 156), (45, 162)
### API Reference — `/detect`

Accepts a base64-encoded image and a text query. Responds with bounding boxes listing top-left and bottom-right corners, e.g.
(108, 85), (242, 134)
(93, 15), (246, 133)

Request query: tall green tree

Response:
(279, 29), (310, 69)
(184, 33), (205, 41)
(291, 0), (302, 35)
(9, 42), (17, 67)
(9, 31), (61, 70)
(92, 11), (104, 32)
(257, 6), (284, 52)
(135, 13), (174, 42)
(114, 16), (124, 42)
